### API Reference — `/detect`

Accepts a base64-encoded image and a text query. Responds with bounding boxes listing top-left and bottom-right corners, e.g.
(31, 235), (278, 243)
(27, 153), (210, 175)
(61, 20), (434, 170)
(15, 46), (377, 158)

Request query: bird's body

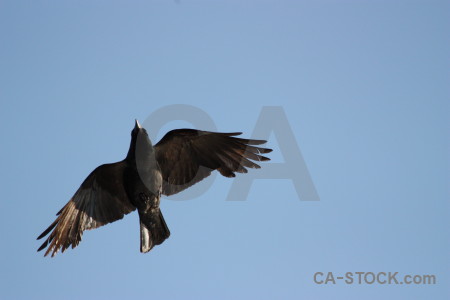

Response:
(37, 120), (271, 257)
(123, 124), (169, 252)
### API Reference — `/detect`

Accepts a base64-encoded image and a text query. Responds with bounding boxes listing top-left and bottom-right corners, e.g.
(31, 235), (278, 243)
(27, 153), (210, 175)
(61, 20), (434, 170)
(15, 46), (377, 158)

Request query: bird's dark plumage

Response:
(37, 120), (272, 257)
(155, 129), (271, 195)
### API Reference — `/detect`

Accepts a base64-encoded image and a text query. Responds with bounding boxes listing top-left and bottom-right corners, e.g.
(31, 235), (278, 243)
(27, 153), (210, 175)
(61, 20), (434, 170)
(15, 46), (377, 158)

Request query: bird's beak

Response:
(135, 119), (142, 129)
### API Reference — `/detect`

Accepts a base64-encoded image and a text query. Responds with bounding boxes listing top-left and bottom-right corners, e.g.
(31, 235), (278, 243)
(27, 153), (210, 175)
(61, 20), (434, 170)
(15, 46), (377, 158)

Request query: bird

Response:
(37, 120), (272, 257)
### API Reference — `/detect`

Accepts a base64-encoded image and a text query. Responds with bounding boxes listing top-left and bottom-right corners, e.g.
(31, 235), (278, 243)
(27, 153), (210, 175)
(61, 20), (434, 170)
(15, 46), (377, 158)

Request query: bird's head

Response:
(132, 119), (145, 136)
(127, 119), (154, 162)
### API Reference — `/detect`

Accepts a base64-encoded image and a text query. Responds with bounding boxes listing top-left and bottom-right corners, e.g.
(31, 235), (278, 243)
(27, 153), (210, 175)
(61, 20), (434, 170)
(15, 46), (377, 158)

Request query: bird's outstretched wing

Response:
(154, 129), (272, 196)
(37, 162), (135, 257)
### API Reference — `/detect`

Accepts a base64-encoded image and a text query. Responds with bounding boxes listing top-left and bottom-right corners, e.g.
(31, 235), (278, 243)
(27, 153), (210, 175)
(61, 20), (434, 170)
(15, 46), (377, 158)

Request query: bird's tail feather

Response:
(139, 210), (170, 253)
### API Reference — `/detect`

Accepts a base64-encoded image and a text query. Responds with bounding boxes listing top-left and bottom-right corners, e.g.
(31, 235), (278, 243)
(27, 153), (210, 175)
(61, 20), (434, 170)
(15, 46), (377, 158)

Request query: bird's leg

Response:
(138, 192), (160, 213)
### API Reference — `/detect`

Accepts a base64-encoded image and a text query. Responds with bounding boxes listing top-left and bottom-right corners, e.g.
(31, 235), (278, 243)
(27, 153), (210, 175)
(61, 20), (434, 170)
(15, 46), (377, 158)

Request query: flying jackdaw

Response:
(37, 120), (271, 257)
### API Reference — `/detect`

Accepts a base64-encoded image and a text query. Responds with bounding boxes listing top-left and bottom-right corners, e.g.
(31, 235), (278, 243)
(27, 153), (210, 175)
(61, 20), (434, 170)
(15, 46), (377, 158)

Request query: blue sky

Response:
(0, 1), (448, 299)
